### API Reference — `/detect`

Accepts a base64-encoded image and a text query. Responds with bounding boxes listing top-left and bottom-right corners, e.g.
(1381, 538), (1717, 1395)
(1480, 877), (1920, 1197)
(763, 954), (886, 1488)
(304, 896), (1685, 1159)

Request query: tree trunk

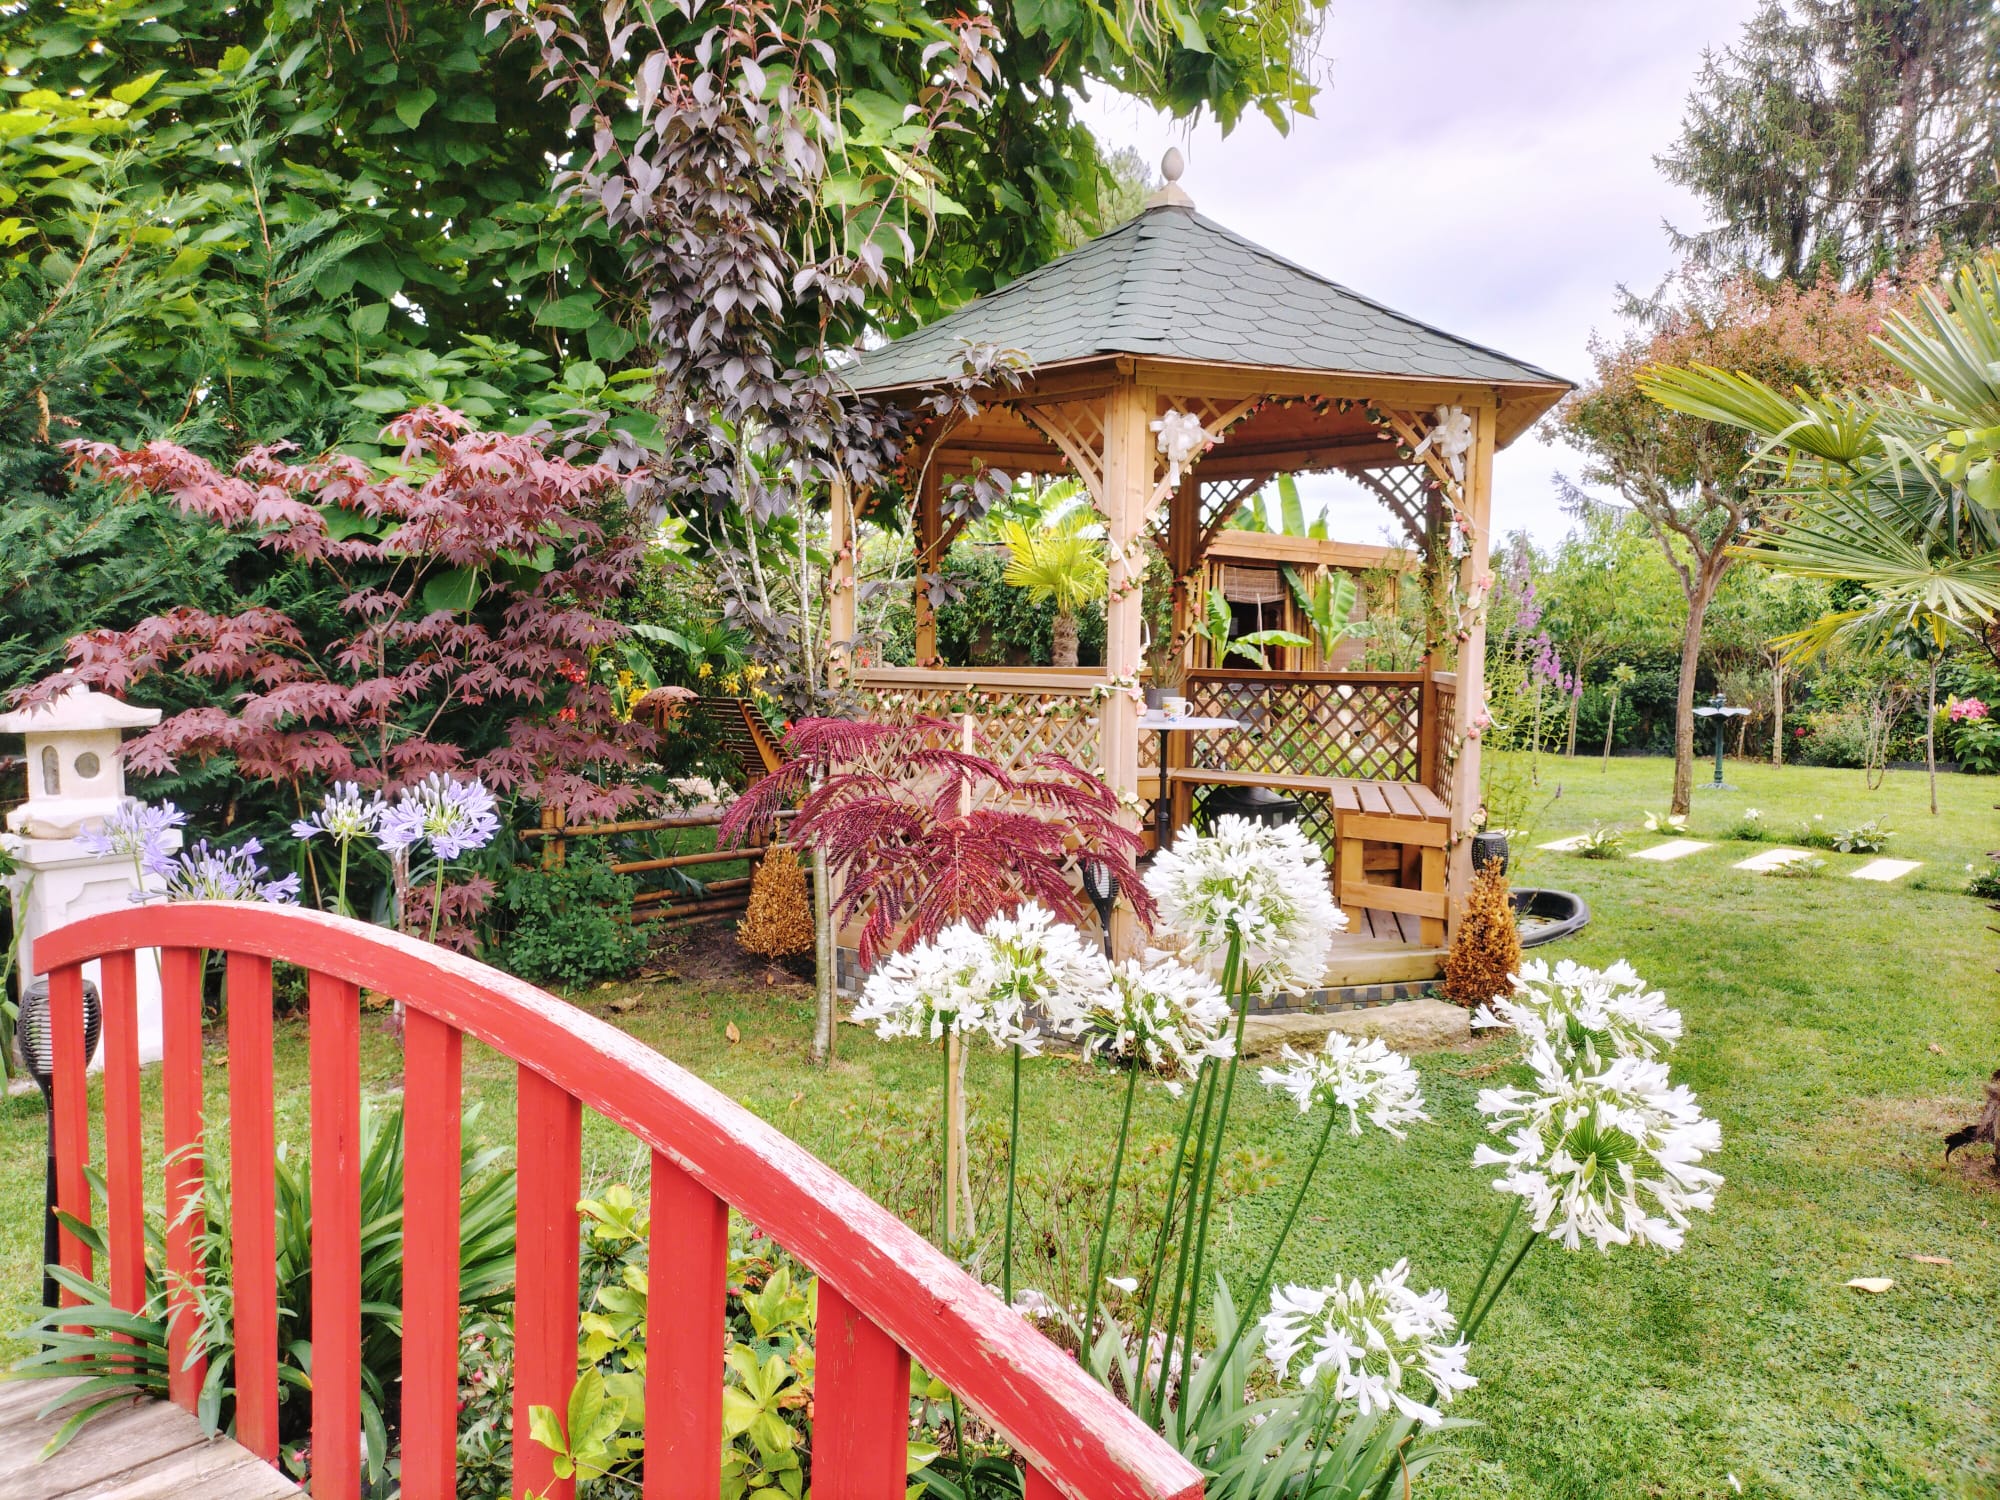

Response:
(1601, 688), (1619, 772)
(1927, 659), (1939, 816)
(1771, 658), (1785, 768)
(809, 847), (836, 1065)
(1051, 609), (1079, 668)
(1565, 689), (1581, 758)
(1670, 566), (1723, 817)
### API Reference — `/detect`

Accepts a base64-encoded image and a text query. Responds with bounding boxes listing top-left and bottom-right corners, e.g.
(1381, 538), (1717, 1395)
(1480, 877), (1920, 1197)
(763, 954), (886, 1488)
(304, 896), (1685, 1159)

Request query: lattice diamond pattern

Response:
(1016, 400), (1108, 501)
(853, 686), (1105, 780)
(1351, 463), (1433, 549)
(1430, 680), (1458, 798)
(1184, 676), (1423, 785)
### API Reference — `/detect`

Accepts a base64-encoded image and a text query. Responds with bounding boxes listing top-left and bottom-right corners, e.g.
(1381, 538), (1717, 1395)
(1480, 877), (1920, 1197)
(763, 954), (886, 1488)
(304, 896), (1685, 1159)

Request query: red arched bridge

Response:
(14, 902), (1202, 1500)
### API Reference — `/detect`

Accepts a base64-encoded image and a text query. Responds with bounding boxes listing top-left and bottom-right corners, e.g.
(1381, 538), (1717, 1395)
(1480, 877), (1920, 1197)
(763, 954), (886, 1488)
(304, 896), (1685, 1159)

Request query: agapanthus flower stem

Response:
(1464, 1197), (1522, 1321)
(1463, 1227), (1541, 1343)
(1192, 1100), (1340, 1425)
(1175, 932), (1247, 1440)
(1153, 1048), (1222, 1429)
(1080, 1062), (1142, 1358)
(425, 863), (447, 946)
(1003, 1045), (1022, 1307)
(1131, 1056), (1210, 1417)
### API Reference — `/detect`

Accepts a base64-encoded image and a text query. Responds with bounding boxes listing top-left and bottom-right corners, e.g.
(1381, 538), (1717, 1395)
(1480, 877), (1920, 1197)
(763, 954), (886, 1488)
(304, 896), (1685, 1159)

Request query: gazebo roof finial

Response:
(1147, 146), (1194, 211)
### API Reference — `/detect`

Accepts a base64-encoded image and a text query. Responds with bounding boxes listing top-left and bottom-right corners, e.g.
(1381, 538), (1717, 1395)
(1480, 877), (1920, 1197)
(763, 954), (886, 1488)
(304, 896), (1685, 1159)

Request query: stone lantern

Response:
(2, 686), (175, 1066)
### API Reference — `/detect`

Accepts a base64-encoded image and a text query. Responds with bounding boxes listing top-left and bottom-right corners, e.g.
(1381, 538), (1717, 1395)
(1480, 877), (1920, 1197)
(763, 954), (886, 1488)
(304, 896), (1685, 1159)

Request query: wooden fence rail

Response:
(36, 903), (1201, 1500)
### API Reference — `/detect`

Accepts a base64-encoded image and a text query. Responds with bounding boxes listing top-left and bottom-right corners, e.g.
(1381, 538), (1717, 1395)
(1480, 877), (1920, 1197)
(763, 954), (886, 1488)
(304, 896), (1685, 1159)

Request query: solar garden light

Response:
(1079, 857), (1118, 957)
(1691, 692), (1751, 791)
(15, 974), (101, 1310)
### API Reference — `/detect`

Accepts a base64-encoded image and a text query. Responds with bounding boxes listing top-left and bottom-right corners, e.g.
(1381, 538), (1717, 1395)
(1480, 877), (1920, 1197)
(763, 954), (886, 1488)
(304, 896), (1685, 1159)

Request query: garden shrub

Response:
(1966, 863), (2000, 899)
(1442, 863), (1522, 1008)
(738, 847), (816, 966)
(496, 858), (651, 989)
(1796, 709), (1872, 767)
(1574, 822), (1625, 858)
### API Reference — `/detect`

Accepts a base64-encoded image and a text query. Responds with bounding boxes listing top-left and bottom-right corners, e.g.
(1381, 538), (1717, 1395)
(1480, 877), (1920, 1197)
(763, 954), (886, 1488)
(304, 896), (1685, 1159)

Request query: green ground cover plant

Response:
(4, 755), (1996, 1498)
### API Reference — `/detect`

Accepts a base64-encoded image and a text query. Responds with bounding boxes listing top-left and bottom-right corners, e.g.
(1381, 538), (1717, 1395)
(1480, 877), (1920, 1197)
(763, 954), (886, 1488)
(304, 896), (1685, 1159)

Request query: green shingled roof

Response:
(848, 201), (1565, 394)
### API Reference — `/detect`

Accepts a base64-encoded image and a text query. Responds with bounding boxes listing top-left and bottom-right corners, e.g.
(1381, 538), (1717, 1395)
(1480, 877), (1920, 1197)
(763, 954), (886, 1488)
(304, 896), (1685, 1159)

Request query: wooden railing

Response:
(1183, 669), (1428, 786)
(37, 904), (1202, 1500)
(850, 666), (1108, 776)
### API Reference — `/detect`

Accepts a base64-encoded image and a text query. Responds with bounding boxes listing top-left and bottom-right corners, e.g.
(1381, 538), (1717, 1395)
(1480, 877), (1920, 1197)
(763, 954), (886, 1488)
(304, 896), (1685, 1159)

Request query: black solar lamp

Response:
(16, 975), (101, 1309)
(1079, 857), (1118, 957)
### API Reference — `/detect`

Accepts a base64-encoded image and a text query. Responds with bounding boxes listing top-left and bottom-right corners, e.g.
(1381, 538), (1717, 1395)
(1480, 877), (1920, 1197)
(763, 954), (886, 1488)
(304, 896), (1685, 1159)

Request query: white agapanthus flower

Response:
(1474, 1045), (1722, 1253)
(1058, 952), (1234, 1079)
(1471, 957), (1682, 1072)
(1144, 815), (1344, 992)
(1258, 1032), (1428, 1139)
(852, 904), (1104, 1054)
(1260, 1260), (1475, 1427)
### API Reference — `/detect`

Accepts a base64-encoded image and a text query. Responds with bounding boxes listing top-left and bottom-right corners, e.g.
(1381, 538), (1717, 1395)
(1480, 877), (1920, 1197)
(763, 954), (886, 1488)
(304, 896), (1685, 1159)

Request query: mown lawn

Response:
(2, 754), (1996, 1498)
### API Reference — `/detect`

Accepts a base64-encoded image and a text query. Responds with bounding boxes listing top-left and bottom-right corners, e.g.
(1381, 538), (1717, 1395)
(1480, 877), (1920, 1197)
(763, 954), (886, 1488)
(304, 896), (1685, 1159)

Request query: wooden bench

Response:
(1166, 769), (1450, 947)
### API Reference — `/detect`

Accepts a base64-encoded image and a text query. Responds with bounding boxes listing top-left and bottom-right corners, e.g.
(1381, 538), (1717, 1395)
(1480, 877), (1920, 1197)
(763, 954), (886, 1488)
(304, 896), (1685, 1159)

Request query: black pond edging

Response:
(1511, 888), (1590, 948)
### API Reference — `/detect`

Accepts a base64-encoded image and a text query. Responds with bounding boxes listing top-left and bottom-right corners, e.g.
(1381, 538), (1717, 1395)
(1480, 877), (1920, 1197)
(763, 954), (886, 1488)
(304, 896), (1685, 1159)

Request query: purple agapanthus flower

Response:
(77, 799), (185, 872)
(377, 773), (500, 862)
(157, 838), (302, 904)
(292, 781), (388, 845)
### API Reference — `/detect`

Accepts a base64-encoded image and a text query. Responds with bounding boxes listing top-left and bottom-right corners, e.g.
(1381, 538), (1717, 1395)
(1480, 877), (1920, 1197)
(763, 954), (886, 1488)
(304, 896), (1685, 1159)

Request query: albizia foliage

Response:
(720, 716), (1152, 966)
(22, 407), (654, 821)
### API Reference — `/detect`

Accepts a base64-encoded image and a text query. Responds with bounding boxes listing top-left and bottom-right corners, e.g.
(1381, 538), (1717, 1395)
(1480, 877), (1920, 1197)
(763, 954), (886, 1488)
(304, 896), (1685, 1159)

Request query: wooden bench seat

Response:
(1165, 769), (1449, 946)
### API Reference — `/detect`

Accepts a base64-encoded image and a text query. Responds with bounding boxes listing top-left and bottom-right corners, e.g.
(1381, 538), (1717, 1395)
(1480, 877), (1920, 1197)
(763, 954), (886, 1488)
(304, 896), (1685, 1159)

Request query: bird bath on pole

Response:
(1692, 692), (1751, 791)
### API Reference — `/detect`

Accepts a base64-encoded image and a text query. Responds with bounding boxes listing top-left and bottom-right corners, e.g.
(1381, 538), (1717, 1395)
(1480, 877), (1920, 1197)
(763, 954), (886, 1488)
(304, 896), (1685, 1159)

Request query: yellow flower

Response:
(722, 673), (741, 694)
(697, 662), (713, 679)
(744, 662), (767, 681)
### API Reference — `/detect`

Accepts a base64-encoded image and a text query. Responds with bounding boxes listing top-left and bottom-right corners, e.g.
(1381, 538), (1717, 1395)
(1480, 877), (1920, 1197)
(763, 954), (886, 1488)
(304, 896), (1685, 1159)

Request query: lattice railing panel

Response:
(1186, 782), (1343, 865)
(1184, 673), (1424, 786)
(852, 684), (1105, 780)
(1431, 679), (1457, 799)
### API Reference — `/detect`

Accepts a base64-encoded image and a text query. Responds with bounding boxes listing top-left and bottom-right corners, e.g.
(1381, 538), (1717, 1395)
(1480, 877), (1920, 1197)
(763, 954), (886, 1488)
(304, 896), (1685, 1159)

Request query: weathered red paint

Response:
(514, 1065), (583, 1500)
(37, 904), (1205, 1500)
(47, 963), (92, 1304)
(158, 945), (206, 1410)
(99, 952), (145, 1322)
(401, 1008), (463, 1500)
(645, 1152), (728, 1500)
(310, 968), (363, 1500)
(814, 1281), (912, 1499)
(227, 952), (279, 1461)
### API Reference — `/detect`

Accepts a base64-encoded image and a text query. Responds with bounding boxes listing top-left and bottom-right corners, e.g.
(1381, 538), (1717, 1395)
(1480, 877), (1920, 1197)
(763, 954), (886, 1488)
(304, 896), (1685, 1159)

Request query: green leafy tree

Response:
(1660, 0), (2000, 281)
(999, 496), (1109, 667)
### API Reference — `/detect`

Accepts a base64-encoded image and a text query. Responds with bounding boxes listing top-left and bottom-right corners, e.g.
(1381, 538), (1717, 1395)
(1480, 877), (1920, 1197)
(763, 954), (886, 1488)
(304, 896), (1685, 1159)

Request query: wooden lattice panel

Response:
(1352, 463), (1433, 549)
(1016, 400), (1108, 501)
(1431, 680), (1458, 799)
(853, 685), (1105, 780)
(1184, 674), (1424, 786)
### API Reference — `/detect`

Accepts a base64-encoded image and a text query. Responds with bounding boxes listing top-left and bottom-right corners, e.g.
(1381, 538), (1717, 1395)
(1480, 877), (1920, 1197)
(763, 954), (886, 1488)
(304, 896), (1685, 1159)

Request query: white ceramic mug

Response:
(1162, 695), (1188, 720)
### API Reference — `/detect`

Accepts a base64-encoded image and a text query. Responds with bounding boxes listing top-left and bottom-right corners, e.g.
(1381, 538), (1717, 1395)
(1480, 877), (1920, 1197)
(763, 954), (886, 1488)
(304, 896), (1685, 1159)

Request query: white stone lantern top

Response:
(1, 685), (163, 840)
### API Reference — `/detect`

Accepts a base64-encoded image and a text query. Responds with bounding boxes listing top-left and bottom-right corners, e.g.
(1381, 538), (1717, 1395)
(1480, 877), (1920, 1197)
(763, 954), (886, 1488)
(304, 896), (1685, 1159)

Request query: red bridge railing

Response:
(38, 903), (1202, 1500)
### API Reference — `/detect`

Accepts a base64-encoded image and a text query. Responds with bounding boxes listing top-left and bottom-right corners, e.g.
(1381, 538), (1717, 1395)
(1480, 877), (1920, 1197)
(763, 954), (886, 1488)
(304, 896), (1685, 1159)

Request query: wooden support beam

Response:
(1100, 378), (1151, 955)
(1446, 404), (1498, 940)
(828, 474), (856, 686)
(913, 463), (941, 666)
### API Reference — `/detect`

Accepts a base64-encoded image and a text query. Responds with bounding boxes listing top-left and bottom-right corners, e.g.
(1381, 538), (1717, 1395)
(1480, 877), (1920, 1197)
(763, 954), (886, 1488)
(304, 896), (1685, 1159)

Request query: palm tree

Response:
(1638, 255), (2000, 661)
(999, 487), (1108, 667)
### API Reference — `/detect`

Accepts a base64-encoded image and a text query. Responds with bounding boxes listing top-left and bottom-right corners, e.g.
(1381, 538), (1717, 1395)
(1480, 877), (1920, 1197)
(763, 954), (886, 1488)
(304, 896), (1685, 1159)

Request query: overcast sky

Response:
(1075, 0), (1762, 549)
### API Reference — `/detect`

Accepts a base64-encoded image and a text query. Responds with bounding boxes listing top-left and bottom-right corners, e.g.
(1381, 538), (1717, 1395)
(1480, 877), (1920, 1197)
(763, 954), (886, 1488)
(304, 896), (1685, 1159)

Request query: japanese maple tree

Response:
(720, 716), (1152, 966)
(20, 406), (657, 827)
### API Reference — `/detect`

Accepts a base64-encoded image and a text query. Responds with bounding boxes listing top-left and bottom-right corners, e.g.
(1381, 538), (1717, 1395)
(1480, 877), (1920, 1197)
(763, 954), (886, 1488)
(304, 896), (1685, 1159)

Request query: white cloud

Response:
(1075, 0), (1761, 546)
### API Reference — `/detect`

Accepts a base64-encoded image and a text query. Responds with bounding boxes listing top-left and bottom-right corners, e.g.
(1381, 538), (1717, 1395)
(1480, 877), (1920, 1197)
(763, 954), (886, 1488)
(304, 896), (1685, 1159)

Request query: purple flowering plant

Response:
(77, 799), (186, 885)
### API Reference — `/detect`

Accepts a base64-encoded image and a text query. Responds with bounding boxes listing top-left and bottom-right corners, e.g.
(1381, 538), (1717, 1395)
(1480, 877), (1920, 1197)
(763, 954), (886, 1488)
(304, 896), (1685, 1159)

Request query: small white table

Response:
(1138, 710), (1241, 850)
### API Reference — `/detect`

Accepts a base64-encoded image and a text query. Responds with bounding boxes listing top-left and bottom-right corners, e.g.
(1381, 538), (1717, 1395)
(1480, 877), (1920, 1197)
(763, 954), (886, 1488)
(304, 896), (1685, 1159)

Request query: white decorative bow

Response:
(1150, 408), (1213, 488)
(1412, 405), (1474, 486)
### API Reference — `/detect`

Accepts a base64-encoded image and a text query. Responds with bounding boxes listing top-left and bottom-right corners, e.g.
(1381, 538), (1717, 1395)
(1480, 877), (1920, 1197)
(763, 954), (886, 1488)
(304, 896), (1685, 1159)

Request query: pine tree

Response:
(1442, 863), (1522, 1009)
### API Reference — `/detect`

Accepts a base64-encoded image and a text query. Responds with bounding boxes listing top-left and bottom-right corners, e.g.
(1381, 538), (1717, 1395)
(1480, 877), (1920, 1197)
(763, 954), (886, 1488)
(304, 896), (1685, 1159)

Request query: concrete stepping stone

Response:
(1632, 839), (1710, 862)
(1850, 858), (1921, 882)
(1538, 833), (1595, 851)
(1735, 847), (1816, 872)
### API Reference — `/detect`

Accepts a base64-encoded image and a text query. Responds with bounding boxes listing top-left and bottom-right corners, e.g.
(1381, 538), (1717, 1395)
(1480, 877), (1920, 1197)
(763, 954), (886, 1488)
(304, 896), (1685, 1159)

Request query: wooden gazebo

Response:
(826, 158), (1568, 985)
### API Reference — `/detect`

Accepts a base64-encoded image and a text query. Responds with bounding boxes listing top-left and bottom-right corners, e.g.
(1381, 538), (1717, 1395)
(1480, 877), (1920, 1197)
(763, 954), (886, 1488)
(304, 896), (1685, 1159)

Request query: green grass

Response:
(3, 754), (1997, 1497)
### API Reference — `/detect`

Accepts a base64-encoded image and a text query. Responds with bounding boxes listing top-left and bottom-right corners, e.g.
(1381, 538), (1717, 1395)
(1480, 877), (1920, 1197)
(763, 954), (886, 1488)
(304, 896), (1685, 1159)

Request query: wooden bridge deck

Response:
(0, 1379), (300, 1500)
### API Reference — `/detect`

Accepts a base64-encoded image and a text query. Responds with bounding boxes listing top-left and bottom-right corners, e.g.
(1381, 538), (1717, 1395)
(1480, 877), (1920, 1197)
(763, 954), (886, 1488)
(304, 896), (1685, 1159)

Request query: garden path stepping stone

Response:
(1538, 834), (1595, 852)
(1850, 858), (1921, 882)
(1632, 839), (1710, 862)
(1735, 847), (1816, 872)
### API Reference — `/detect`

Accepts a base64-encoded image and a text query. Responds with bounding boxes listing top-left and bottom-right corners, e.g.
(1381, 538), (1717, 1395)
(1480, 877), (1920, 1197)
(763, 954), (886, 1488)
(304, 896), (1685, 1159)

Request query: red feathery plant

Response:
(719, 716), (1152, 964)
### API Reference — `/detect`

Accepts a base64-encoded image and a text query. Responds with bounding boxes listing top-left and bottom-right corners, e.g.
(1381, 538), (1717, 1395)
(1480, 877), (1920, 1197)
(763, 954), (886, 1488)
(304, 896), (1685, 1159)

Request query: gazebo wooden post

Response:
(1446, 403), (1499, 936)
(913, 463), (942, 667)
(828, 473), (856, 686)
(1100, 378), (1152, 955)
